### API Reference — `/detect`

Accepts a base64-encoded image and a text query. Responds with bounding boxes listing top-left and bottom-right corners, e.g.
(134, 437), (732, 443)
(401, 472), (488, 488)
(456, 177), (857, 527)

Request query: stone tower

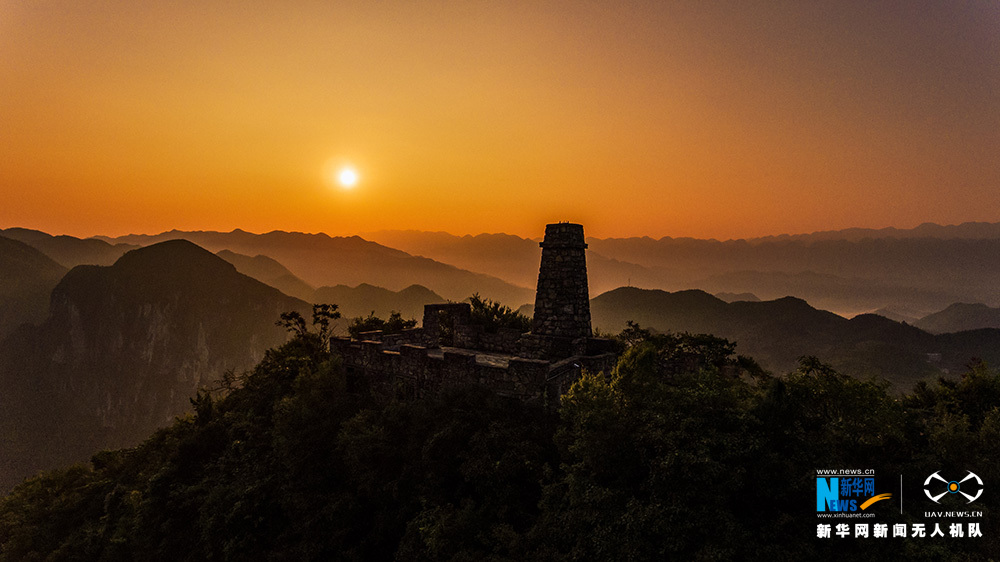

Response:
(531, 223), (592, 338)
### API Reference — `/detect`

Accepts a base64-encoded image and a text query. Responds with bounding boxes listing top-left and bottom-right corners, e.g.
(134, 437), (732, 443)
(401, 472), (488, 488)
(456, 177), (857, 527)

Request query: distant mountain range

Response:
(7, 221), (1000, 324)
(367, 222), (1000, 315)
(912, 303), (1000, 334)
(746, 221), (1000, 243)
(588, 236), (1000, 311)
(589, 287), (1000, 391)
(313, 283), (443, 322)
(691, 270), (960, 317)
(714, 292), (760, 303)
(215, 249), (444, 320)
(216, 249), (317, 301)
(10, 220), (1000, 319)
(361, 229), (666, 296)
(0, 228), (141, 338)
(0, 240), (307, 490)
(0, 227), (135, 268)
(0, 236), (67, 338)
(97, 229), (533, 307)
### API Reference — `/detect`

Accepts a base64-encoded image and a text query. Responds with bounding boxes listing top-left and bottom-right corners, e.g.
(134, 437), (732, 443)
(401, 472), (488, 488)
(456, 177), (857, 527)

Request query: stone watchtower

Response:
(531, 223), (592, 338)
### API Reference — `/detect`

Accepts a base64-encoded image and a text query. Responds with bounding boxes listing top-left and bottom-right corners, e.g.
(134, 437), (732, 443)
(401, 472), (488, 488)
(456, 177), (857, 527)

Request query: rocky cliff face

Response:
(0, 240), (308, 489)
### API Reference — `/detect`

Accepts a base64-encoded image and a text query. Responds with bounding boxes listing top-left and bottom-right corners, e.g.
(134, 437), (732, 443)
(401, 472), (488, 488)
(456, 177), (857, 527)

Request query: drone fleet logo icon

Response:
(924, 471), (983, 504)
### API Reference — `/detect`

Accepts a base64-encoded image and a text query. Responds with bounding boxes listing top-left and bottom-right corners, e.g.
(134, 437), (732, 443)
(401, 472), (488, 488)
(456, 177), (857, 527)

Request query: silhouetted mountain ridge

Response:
(362, 229), (670, 295)
(749, 221), (1000, 243)
(715, 292), (760, 302)
(914, 303), (1000, 334)
(590, 287), (1000, 390)
(0, 236), (67, 338)
(0, 228), (135, 268)
(361, 225), (1000, 314)
(0, 240), (307, 490)
(96, 229), (533, 306)
(216, 249), (316, 301)
(313, 283), (443, 322)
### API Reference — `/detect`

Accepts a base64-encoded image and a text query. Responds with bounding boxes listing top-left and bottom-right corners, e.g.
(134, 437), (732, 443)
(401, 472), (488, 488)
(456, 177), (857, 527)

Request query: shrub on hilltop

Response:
(347, 310), (418, 339)
(468, 293), (531, 334)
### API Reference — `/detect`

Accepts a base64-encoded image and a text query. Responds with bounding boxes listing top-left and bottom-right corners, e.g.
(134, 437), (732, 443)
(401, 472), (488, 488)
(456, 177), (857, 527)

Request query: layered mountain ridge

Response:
(95, 229), (534, 306)
(589, 287), (999, 390)
(0, 236), (67, 338)
(366, 224), (1000, 315)
(5, 222), (1000, 490)
(0, 240), (307, 490)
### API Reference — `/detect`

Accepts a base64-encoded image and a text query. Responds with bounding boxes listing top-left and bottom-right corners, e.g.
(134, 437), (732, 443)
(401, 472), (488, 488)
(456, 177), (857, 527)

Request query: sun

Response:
(337, 166), (359, 188)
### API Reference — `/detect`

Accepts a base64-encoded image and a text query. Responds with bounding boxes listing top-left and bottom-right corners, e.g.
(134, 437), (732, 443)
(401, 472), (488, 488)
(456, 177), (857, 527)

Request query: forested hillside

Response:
(3, 318), (999, 560)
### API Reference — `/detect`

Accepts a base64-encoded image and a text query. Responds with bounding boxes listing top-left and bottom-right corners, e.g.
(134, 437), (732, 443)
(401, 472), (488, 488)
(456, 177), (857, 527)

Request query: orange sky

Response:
(2, 1), (999, 240)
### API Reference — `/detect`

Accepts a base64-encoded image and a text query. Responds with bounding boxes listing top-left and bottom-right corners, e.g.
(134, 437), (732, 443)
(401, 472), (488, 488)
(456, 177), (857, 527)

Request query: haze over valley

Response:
(5, 220), (1000, 490)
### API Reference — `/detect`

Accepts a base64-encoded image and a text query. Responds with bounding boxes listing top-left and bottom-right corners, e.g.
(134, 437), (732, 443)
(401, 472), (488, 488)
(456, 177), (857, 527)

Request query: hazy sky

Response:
(2, 1), (998, 239)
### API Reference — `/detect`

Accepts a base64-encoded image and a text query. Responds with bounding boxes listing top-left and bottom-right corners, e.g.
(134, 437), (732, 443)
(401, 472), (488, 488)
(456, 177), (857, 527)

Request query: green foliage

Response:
(536, 340), (757, 559)
(347, 310), (417, 339)
(468, 293), (531, 334)
(616, 319), (653, 348)
(613, 320), (755, 378)
(4, 316), (1000, 560)
(277, 303), (341, 347)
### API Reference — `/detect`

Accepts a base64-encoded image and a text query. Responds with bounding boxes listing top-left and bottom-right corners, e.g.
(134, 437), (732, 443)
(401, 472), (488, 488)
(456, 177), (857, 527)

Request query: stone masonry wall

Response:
(531, 223), (592, 339)
(330, 336), (551, 401)
(421, 303), (472, 348)
(326, 222), (618, 403)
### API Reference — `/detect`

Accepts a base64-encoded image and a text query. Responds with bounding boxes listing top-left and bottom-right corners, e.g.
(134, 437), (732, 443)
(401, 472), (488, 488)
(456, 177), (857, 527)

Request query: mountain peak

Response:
(114, 239), (236, 276)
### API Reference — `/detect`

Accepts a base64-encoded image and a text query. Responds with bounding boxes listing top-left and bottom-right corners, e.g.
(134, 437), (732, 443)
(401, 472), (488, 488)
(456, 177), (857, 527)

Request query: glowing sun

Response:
(337, 166), (359, 188)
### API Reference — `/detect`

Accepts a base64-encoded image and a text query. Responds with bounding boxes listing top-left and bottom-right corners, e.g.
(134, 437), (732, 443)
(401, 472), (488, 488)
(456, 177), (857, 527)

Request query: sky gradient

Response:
(2, 1), (999, 239)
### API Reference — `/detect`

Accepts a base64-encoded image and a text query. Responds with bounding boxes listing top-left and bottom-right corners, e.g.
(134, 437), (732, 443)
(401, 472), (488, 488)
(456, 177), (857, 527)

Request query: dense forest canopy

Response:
(2, 310), (998, 560)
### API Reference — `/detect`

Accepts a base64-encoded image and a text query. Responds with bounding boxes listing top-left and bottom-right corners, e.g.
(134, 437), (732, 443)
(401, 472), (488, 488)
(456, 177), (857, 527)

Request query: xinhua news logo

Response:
(817, 471), (892, 514)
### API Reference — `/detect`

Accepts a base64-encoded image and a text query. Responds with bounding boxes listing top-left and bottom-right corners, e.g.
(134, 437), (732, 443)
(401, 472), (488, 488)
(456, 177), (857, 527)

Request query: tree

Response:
(468, 293), (531, 334)
(277, 303), (341, 347)
(347, 311), (417, 339)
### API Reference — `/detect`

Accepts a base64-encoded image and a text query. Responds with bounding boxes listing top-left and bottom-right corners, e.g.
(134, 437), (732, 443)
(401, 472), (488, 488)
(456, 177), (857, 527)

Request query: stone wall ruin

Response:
(330, 222), (617, 404)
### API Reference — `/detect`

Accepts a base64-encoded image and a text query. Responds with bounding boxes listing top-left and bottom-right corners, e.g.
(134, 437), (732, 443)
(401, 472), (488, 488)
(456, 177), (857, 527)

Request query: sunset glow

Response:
(337, 167), (359, 189)
(2, 1), (998, 239)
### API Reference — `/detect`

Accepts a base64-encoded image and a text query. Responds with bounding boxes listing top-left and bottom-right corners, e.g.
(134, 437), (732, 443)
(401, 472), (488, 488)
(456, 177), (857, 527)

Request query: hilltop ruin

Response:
(330, 223), (617, 403)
